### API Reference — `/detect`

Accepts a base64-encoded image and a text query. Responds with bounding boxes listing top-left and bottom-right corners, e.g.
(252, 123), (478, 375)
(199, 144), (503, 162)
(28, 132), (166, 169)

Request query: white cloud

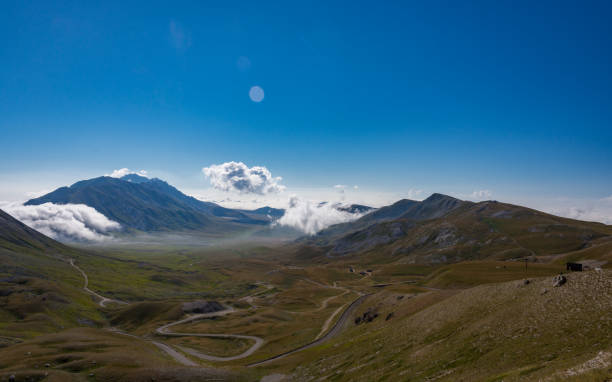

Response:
(202, 162), (285, 195)
(276, 196), (364, 235)
(540, 196), (612, 225)
(406, 189), (424, 200)
(552, 207), (612, 224)
(184, 185), (410, 210)
(107, 168), (149, 178)
(1, 202), (121, 242)
(471, 190), (492, 199)
(353, 185), (359, 190)
(459, 189), (492, 201)
(334, 184), (347, 200)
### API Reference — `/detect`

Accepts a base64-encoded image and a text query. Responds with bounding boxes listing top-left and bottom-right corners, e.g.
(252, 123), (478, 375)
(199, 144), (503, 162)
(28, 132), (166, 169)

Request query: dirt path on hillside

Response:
(69, 259), (126, 307)
(281, 279), (352, 314)
(155, 306), (266, 362)
(239, 281), (274, 309)
(108, 327), (199, 367)
(315, 303), (345, 340)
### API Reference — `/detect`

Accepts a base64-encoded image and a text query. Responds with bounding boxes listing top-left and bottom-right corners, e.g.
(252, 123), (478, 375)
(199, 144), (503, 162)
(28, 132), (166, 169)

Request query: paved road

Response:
(247, 294), (370, 367)
(315, 303), (345, 340)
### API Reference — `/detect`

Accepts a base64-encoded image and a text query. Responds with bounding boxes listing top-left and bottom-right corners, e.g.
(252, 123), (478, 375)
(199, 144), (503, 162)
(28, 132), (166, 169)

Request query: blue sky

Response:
(1, 1), (611, 221)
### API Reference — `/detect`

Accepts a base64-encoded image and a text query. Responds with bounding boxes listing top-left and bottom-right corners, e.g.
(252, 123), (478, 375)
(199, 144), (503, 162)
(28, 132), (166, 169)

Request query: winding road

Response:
(107, 327), (199, 367)
(248, 293), (370, 367)
(154, 306), (266, 362)
(69, 258), (367, 367)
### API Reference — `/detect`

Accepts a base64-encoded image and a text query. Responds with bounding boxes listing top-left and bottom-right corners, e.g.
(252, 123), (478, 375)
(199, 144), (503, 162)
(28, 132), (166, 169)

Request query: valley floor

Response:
(0, 243), (611, 381)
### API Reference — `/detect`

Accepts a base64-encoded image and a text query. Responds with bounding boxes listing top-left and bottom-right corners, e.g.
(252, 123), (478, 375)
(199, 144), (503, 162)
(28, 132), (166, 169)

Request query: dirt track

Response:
(69, 259), (125, 307)
(155, 307), (266, 362)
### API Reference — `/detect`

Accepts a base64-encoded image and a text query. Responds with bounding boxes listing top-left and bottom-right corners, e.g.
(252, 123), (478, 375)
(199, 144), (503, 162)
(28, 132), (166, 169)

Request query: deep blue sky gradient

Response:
(1, 0), (611, 200)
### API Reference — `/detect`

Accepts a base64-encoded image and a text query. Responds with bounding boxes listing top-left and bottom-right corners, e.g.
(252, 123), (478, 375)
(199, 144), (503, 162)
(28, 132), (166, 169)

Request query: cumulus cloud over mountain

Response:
(203, 161), (285, 195)
(107, 168), (149, 178)
(2, 202), (120, 242)
(276, 196), (364, 235)
(468, 190), (492, 200)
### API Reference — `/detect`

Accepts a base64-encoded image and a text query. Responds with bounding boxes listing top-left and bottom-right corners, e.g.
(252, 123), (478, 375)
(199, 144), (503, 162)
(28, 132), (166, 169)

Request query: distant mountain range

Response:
(308, 193), (463, 245)
(305, 193), (612, 262)
(25, 173), (608, 263)
(25, 175), (284, 233)
(8, 185), (612, 266)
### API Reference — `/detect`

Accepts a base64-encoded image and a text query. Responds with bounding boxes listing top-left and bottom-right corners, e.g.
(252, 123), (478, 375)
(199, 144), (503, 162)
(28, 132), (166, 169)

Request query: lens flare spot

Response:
(249, 86), (264, 103)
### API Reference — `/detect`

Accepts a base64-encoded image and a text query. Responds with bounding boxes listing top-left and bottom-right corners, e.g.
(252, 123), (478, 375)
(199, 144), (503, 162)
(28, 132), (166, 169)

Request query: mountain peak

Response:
(423, 193), (459, 202)
(120, 174), (151, 184)
(23, 175), (281, 233)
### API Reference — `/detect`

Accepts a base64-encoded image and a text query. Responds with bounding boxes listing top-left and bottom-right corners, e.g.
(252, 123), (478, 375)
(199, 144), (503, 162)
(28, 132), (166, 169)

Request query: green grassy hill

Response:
(309, 194), (465, 245)
(318, 198), (612, 266)
(0, 209), (70, 254)
(287, 270), (612, 381)
(0, 209), (104, 339)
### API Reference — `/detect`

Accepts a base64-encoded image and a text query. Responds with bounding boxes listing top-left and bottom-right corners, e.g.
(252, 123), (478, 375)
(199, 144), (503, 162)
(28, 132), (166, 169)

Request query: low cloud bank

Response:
(544, 197), (612, 225)
(203, 161), (285, 195)
(276, 196), (364, 235)
(2, 202), (121, 242)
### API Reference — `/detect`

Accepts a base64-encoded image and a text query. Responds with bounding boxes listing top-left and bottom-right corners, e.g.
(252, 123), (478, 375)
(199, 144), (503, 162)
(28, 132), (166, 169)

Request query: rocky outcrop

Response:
(181, 300), (224, 314)
(330, 221), (412, 256)
(553, 275), (567, 287)
(354, 308), (378, 324)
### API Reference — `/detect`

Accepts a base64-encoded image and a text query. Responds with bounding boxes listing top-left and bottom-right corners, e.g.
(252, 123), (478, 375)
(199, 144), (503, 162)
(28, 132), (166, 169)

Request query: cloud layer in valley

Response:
(203, 161), (285, 195)
(2, 202), (121, 242)
(276, 196), (365, 235)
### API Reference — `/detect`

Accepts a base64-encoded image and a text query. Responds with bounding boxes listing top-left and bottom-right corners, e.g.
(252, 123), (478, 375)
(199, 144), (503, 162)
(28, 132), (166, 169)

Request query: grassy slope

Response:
(321, 200), (612, 265)
(0, 209), (106, 339)
(287, 270), (612, 381)
(2, 199), (611, 381)
(0, 327), (246, 382)
(1, 238), (610, 381)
